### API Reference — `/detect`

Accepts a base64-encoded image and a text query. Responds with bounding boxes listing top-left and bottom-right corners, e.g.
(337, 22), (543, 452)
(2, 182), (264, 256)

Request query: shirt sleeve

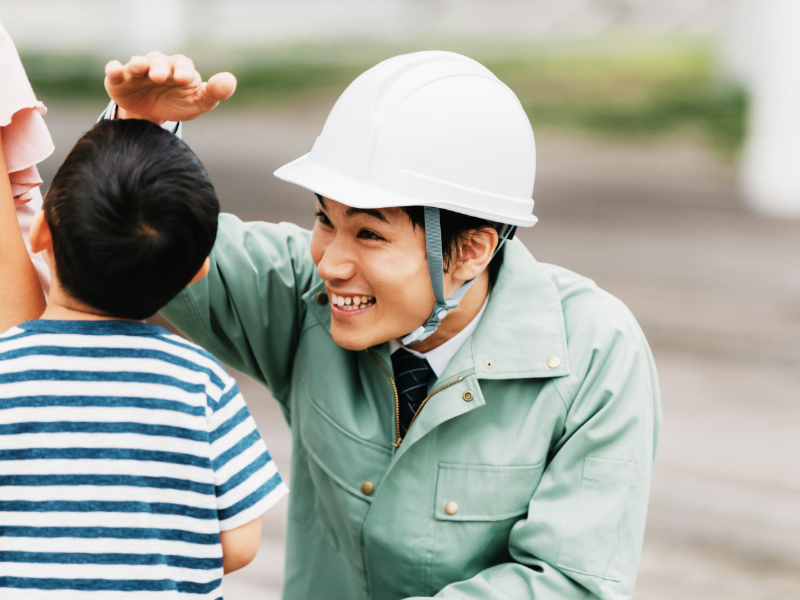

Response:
(208, 374), (288, 531)
(159, 213), (319, 418)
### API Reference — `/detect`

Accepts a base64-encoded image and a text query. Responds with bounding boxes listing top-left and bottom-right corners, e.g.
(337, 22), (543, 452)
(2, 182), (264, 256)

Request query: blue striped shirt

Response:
(0, 319), (288, 599)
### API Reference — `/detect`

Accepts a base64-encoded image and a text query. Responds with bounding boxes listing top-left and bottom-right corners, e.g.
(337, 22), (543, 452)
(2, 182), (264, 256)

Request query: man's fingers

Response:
(171, 55), (197, 86)
(104, 60), (125, 86)
(127, 56), (149, 78)
(147, 54), (171, 85)
(206, 72), (238, 102)
(144, 51), (170, 82)
(107, 53), (235, 122)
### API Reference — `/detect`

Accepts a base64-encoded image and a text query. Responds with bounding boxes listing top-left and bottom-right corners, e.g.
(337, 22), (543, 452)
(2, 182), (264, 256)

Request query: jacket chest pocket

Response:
(292, 384), (391, 569)
(431, 462), (545, 593)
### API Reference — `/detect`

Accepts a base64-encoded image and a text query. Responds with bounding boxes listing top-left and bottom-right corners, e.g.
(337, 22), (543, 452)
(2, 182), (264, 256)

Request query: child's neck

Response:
(39, 280), (143, 323)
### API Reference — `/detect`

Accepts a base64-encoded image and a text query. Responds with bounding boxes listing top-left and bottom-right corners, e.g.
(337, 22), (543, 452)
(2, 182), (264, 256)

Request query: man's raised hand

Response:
(104, 52), (237, 124)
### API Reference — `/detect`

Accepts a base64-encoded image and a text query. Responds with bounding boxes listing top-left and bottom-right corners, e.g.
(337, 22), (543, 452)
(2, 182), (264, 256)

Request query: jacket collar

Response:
(302, 237), (570, 380)
(447, 237), (570, 379)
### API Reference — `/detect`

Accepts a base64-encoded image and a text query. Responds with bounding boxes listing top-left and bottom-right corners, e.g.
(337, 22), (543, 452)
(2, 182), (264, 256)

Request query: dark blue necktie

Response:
(391, 348), (435, 439)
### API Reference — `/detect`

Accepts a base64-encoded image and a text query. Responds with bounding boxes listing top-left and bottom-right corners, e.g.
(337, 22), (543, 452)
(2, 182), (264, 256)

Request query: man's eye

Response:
(316, 211), (332, 227)
(358, 229), (384, 241)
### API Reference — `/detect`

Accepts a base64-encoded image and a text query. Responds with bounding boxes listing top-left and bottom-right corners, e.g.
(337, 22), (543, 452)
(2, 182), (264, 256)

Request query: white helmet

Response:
(275, 51), (538, 343)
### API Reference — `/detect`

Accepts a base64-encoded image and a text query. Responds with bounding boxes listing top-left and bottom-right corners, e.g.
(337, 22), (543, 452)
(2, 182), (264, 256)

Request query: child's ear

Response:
(29, 210), (52, 255)
(188, 257), (211, 286)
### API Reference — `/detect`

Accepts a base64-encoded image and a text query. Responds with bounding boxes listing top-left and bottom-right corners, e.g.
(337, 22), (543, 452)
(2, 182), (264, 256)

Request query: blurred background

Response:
(3, 1), (800, 598)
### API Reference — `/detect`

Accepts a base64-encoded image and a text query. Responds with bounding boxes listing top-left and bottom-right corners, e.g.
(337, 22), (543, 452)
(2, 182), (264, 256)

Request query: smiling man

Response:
(101, 50), (661, 600)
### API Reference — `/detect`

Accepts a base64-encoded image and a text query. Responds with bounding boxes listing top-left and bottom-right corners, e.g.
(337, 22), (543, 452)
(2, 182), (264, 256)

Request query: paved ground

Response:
(39, 101), (800, 599)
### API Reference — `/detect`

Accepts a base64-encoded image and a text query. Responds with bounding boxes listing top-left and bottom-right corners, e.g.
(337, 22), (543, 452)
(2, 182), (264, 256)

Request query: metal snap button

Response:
(361, 481), (374, 496)
(547, 356), (561, 369)
(462, 390), (474, 402)
(445, 501), (459, 515)
(484, 359), (494, 370)
(316, 291), (329, 305)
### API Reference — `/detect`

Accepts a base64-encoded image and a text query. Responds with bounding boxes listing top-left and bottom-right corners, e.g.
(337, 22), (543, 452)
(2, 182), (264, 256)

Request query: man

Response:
(27, 50), (662, 599)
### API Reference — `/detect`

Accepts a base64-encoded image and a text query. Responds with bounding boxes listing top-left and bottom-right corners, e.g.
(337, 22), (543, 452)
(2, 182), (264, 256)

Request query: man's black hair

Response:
(45, 119), (219, 320)
(314, 193), (506, 289)
(399, 207), (506, 290)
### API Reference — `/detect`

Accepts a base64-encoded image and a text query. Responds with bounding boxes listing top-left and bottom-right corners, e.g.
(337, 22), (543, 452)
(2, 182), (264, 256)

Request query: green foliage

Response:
(489, 52), (747, 153)
(230, 62), (367, 104)
(22, 54), (108, 101)
(21, 40), (747, 153)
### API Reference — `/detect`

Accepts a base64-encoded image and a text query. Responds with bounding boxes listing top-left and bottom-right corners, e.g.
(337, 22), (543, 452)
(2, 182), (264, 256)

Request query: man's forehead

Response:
(317, 196), (391, 224)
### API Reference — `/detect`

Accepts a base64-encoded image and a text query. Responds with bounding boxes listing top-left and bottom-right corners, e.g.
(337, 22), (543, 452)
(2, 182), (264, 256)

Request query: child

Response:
(0, 119), (288, 598)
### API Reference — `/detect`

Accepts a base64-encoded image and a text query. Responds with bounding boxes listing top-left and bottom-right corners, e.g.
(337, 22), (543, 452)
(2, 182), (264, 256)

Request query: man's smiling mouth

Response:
(330, 293), (376, 311)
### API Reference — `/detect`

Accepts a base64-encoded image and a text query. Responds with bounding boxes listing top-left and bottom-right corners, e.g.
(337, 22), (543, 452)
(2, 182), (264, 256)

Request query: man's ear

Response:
(188, 257), (211, 286)
(452, 228), (498, 284)
(29, 210), (52, 255)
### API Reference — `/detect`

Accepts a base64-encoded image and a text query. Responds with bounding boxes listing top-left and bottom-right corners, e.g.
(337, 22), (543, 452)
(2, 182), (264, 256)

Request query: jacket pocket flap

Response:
(435, 462), (545, 522)
(299, 388), (392, 501)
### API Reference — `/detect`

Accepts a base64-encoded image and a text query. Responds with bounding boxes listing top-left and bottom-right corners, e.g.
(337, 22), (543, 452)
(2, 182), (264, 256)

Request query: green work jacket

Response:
(161, 214), (662, 600)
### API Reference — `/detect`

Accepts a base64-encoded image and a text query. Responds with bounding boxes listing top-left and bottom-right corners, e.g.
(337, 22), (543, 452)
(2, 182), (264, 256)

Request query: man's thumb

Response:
(206, 73), (237, 102)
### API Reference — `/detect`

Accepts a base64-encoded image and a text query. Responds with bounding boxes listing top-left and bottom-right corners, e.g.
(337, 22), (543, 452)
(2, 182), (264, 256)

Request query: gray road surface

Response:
(38, 102), (800, 599)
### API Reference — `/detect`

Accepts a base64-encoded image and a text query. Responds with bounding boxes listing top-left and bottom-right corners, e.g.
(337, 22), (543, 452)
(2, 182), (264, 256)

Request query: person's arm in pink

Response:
(0, 128), (46, 331)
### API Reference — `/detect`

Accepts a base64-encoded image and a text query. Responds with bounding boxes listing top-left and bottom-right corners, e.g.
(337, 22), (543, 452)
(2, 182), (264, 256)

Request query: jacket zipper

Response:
(366, 350), (402, 445)
(404, 377), (463, 437)
(366, 349), (463, 448)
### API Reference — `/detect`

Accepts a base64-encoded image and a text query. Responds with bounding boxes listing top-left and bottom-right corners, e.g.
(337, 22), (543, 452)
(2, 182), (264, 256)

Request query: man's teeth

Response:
(331, 293), (376, 311)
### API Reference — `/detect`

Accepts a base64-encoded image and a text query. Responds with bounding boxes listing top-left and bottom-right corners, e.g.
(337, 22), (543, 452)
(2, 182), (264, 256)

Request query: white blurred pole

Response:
(721, 0), (757, 86)
(740, 0), (800, 217)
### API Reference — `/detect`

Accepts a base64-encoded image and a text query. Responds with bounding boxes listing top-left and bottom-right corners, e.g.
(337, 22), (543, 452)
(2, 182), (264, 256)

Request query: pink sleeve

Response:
(1, 20), (54, 295)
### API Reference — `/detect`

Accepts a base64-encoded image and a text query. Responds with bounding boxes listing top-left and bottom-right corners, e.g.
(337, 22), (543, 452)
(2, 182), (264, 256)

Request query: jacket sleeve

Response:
(408, 306), (661, 600)
(160, 212), (318, 417)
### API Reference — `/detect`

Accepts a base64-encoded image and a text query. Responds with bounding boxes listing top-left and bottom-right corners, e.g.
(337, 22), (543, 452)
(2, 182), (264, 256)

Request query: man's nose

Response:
(316, 238), (357, 282)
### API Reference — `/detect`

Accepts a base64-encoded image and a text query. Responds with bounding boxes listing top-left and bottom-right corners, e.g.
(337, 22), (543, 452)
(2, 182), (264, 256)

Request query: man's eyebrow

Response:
(345, 207), (390, 223)
(316, 194), (389, 224)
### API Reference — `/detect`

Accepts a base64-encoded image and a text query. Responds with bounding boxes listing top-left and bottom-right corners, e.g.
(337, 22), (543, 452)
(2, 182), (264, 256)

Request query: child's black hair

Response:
(45, 119), (219, 320)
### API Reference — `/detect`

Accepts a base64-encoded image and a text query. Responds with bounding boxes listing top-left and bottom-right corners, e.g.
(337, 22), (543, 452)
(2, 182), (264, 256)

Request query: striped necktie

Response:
(391, 347), (435, 438)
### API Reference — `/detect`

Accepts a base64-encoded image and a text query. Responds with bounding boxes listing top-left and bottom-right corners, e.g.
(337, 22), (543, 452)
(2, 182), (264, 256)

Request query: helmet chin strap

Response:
(402, 207), (516, 345)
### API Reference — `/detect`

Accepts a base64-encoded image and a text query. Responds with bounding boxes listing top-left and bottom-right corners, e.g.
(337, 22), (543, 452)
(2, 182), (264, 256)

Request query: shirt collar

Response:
(18, 319), (167, 336)
(388, 294), (489, 378)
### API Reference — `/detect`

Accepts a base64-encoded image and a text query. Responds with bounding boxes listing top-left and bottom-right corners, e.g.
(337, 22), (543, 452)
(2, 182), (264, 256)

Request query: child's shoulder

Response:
(0, 323), (49, 354)
(0, 320), (236, 395)
(0, 324), (27, 342)
(153, 328), (224, 366)
(152, 329), (236, 390)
